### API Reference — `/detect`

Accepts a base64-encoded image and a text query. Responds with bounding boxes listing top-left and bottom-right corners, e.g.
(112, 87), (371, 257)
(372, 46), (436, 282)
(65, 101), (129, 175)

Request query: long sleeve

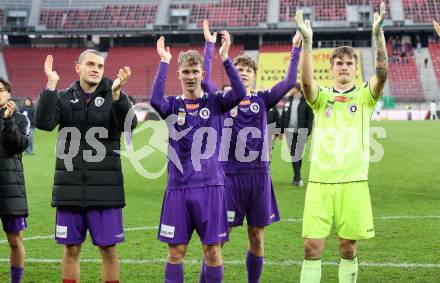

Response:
(201, 41), (218, 94)
(34, 89), (61, 131)
(2, 113), (29, 154)
(150, 62), (173, 118)
(264, 47), (301, 109)
(217, 58), (246, 112)
(112, 93), (137, 131)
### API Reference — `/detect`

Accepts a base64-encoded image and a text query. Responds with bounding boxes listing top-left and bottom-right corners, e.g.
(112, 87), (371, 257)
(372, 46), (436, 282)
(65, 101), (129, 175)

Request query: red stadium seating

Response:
(402, 0), (440, 23)
(3, 48), (84, 99)
(40, 5), (157, 29)
(105, 45), (243, 98)
(428, 42), (440, 87)
(169, 0), (267, 27)
(387, 43), (424, 102)
(279, 0), (389, 22)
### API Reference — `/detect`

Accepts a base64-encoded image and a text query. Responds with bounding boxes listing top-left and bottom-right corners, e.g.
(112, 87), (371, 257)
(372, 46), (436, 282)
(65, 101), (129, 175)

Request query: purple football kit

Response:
(202, 42), (301, 227)
(150, 58), (246, 245)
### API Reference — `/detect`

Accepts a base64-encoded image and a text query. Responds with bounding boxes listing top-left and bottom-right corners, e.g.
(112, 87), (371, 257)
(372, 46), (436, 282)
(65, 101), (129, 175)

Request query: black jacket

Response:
(267, 106), (281, 128)
(34, 78), (137, 209)
(281, 96), (314, 136)
(0, 109), (29, 216)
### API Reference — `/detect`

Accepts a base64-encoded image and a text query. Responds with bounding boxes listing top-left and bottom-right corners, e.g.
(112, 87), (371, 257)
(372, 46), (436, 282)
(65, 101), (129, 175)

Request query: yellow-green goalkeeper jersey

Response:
(307, 82), (379, 183)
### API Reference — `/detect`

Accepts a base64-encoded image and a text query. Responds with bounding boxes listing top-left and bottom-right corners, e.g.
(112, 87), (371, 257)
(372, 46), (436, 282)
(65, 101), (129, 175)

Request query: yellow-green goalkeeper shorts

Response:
(302, 181), (375, 240)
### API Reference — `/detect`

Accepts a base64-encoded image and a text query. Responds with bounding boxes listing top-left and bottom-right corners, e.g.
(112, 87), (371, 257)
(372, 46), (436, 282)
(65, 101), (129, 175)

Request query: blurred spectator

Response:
(19, 97), (35, 155)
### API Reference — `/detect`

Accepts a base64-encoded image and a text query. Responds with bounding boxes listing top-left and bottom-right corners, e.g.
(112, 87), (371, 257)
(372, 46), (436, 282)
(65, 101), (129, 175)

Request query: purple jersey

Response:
(150, 59), (246, 189)
(202, 42), (301, 174)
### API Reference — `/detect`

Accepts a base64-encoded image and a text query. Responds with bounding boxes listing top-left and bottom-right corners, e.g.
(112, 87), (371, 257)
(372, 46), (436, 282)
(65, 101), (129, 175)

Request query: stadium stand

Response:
(279, 0), (390, 22)
(387, 41), (424, 102)
(428, 42), (440, 88)
(3, 48), (83, 99)
(169, 0), (267, 27)
(39, 5), (157, 29)
(102, 44), (243, 98)
(402, 0), (440, 23)
(0, 9), (4, 26)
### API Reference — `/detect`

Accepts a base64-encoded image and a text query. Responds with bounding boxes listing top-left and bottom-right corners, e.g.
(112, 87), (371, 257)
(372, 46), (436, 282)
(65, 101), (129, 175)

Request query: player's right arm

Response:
(295, 10), (319, 105)
(34, 55), (62, 131)
(201, 20), (218, 94)
(217, 30), (247, 112)
(150, 36), (173, 119)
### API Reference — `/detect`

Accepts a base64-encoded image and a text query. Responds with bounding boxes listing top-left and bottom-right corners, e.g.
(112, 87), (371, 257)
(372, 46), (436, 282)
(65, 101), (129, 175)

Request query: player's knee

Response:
(303, 240), (322, 259)
(7, 233), (23, 250)
(168, 245), (186, 263)
(99, 245), (118, 261)
(64, 244), (81, 259)
(203, 244), (222, 264)
(248, 228), (264, 248)
(339, 240), (357, 259)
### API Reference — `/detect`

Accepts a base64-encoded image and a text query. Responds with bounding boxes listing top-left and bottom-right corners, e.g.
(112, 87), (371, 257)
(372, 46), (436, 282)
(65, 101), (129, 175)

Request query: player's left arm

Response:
(218, 30), (246, 111)
(264, 31), (302, 109)
(369, 1), (388, 100)
(201, 20), (218, 94)
(2, 102), (30, 154)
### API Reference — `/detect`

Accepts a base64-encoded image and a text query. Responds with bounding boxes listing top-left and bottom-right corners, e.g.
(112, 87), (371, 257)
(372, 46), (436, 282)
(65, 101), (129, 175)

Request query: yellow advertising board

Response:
(256, 48), (363, 90)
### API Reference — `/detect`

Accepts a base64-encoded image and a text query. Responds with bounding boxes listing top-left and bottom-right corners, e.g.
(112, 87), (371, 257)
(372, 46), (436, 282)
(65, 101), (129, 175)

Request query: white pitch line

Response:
(0, 258), (438, 269)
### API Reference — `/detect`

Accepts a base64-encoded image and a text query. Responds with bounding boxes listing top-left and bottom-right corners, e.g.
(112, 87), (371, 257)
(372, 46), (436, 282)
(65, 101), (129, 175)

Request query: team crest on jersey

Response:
(199, 107), (210, 119)
(177, 110), (186, 125)
(250, 103), (260, 113)
(349, 103), (358, 114)
(230, 106), (238, 117)
(95, 97), (105, 107)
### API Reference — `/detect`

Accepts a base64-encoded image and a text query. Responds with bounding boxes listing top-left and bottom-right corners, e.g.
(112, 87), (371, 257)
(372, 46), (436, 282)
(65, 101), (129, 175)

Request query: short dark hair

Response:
(0, 77), (11, 93)
(330, 46), (358, 66)
(76, 49), (104, 64)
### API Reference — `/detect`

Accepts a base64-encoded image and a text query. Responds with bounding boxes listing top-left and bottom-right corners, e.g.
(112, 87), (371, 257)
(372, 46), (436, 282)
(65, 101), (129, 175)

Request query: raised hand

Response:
(434, 20), (440, 36)
(373, 1), (386, 35)
(219, 30), (231, 61)
(3, 100), (16, 119)
(112, 67), (131, 101)
(203, 20), (217, 43)
(294, 10), (313, 52)
(44, 55), (59, 90)
(292, 31), (302, 48)
(156, 36), (172, 63)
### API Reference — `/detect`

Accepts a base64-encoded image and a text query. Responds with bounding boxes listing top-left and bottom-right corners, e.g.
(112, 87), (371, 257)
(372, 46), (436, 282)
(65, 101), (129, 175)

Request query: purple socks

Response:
(246, 251), (264, 283)
(204, 264), (224, 283)
(164, 263), (183, 283)
(11, 266), (24, 283)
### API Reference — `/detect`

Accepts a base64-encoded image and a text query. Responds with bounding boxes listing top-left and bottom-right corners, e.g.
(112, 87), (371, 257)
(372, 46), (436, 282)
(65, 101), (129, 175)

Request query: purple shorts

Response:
(1, 216), (27, 234)
(157, 186), (229, 245)
(225, 173), (280, 227)
(55, 208), (124, 247)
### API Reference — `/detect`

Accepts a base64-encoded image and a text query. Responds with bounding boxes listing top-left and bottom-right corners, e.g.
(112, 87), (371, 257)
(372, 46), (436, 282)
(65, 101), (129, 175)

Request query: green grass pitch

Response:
(0, 120), (439, 282)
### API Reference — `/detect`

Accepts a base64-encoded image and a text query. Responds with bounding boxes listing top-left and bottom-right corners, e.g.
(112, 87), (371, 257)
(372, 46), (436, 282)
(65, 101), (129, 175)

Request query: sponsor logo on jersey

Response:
(239, 99), (251, 106)
(160, 224), (175, 239)
(230, 106), (238, 117)
(70, 98), (79, 104)
(199, 107), (210, 119)
(334, 96), (348, 103)
(177, 111), (186, 125)
(185, 103), (199, 110)
(95, 97), (105, 107)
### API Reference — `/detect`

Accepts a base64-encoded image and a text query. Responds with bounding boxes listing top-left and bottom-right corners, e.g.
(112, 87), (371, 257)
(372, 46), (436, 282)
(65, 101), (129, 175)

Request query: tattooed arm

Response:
(369, 1), (388, 99)
(295, 10), (319, 104)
